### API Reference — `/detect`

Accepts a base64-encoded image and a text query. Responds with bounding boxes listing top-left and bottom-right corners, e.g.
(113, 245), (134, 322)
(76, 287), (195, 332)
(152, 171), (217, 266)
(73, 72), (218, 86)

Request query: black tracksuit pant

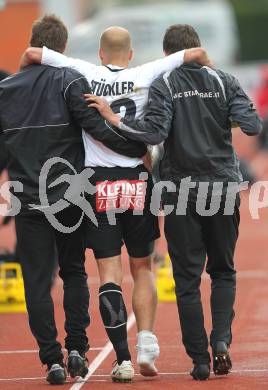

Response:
(164, 198), (240, 364)
(15, 206), (90, 366)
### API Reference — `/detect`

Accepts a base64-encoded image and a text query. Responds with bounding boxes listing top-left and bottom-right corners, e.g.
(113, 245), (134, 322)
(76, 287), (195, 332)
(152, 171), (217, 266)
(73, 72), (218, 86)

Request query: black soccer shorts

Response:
(86, 164), (160, 259)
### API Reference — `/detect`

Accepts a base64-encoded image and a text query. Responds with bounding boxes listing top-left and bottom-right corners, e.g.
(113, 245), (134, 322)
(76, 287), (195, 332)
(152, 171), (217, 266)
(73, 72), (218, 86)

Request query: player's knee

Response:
(99, 272), (123, 287)
(130, 256), (153, 279)
(97, 256), (123, 286)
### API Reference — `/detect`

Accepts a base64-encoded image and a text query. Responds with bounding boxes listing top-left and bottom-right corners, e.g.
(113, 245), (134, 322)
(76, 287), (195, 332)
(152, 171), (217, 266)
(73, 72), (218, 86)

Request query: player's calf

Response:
(99, 282), (133, 380)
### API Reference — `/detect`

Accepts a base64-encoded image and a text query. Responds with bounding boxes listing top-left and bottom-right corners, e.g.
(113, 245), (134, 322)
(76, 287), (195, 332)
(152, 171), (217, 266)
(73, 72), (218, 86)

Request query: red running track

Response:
(0, 191), (268, 390)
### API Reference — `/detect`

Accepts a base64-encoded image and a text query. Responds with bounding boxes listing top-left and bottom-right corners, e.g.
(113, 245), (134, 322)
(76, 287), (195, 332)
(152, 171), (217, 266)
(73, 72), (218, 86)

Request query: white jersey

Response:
(42, 47), (185, 168)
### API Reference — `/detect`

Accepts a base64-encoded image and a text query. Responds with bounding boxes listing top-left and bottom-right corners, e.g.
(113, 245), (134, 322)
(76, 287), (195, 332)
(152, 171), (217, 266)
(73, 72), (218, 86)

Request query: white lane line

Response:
(69, 312), (136, 390)
(0, 377), (106, 383)
(83, 369), (268, 377)
(1, 369), (268, 382)
(0, 376), (46, 382)
(0, 350), (40, 355)
(232, 369), (268, 373)
(158, 369), (268, 375)
(0, 348), (103, 355)
(0, 377), (46, 382)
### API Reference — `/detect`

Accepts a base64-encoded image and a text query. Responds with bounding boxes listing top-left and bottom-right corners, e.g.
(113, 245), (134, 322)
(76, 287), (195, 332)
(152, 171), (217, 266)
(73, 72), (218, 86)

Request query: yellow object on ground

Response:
(156, 254), (176, 302)
(0, 262), (26, 313)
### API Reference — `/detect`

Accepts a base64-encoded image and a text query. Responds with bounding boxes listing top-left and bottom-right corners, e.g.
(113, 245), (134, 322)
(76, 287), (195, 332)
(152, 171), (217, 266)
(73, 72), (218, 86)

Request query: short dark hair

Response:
(30, 14), (68, 53)
(163, 24), (201, 54)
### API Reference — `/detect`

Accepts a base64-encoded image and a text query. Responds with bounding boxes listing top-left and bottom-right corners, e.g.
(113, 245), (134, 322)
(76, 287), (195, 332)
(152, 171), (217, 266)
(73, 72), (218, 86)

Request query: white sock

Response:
(137, 330), (154, 339)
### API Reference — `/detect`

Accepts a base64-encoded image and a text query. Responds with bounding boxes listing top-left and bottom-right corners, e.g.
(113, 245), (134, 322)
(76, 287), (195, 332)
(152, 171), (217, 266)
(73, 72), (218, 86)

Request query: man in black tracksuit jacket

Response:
(0, 70), (10, 176)
(0, 15), (146, 384)
(90, 25), (262, 380)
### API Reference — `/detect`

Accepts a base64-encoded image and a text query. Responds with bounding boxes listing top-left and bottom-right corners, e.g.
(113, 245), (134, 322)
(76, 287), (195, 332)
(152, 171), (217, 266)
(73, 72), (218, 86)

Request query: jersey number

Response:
(110, 98), (136, 121)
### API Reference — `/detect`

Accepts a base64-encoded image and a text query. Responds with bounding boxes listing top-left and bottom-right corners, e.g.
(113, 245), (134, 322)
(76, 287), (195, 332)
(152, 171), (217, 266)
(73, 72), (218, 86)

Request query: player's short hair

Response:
(163, 24), (201, 54)
(30, 14), (68, 53)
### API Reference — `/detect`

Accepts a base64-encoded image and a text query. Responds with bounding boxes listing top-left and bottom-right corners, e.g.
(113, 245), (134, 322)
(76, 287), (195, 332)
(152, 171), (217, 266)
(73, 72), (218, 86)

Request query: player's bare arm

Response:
(184, 47), (214, 68)
(21, 45), (213, 70)
(20, 47), (42, 68)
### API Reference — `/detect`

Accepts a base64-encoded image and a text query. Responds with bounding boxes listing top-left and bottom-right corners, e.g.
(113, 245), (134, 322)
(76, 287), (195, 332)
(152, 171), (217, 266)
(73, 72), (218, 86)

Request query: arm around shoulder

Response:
(119, 76), (173, 145)
(63, 71), (147, 158)
(184, 47), (213, 68)
(20, 47), (42, 68)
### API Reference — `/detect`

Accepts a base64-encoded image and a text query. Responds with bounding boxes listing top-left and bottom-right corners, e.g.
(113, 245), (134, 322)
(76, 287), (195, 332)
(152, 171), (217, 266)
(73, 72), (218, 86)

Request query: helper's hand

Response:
(142, 150), (153, 173)
(19, 47), (42, 69)
(84, 94), (121, 127)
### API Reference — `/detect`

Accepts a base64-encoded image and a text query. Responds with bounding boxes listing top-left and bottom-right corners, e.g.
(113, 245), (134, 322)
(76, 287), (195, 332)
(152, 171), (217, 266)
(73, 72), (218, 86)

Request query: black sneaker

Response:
(190, 364), (210, 381)
(46, 363), (67, 385)
(212, 341), (232, 376)
(67, 350), (89, 378)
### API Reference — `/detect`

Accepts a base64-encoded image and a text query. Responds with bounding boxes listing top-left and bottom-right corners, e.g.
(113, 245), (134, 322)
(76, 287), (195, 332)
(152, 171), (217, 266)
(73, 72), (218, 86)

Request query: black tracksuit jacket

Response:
(117, 63), (262, 190)
(0, 64), (146, 212)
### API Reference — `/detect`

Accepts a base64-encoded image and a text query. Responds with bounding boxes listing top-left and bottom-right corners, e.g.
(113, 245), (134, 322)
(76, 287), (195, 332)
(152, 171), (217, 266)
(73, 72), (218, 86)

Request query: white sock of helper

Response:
(136, 330), (160, 376)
